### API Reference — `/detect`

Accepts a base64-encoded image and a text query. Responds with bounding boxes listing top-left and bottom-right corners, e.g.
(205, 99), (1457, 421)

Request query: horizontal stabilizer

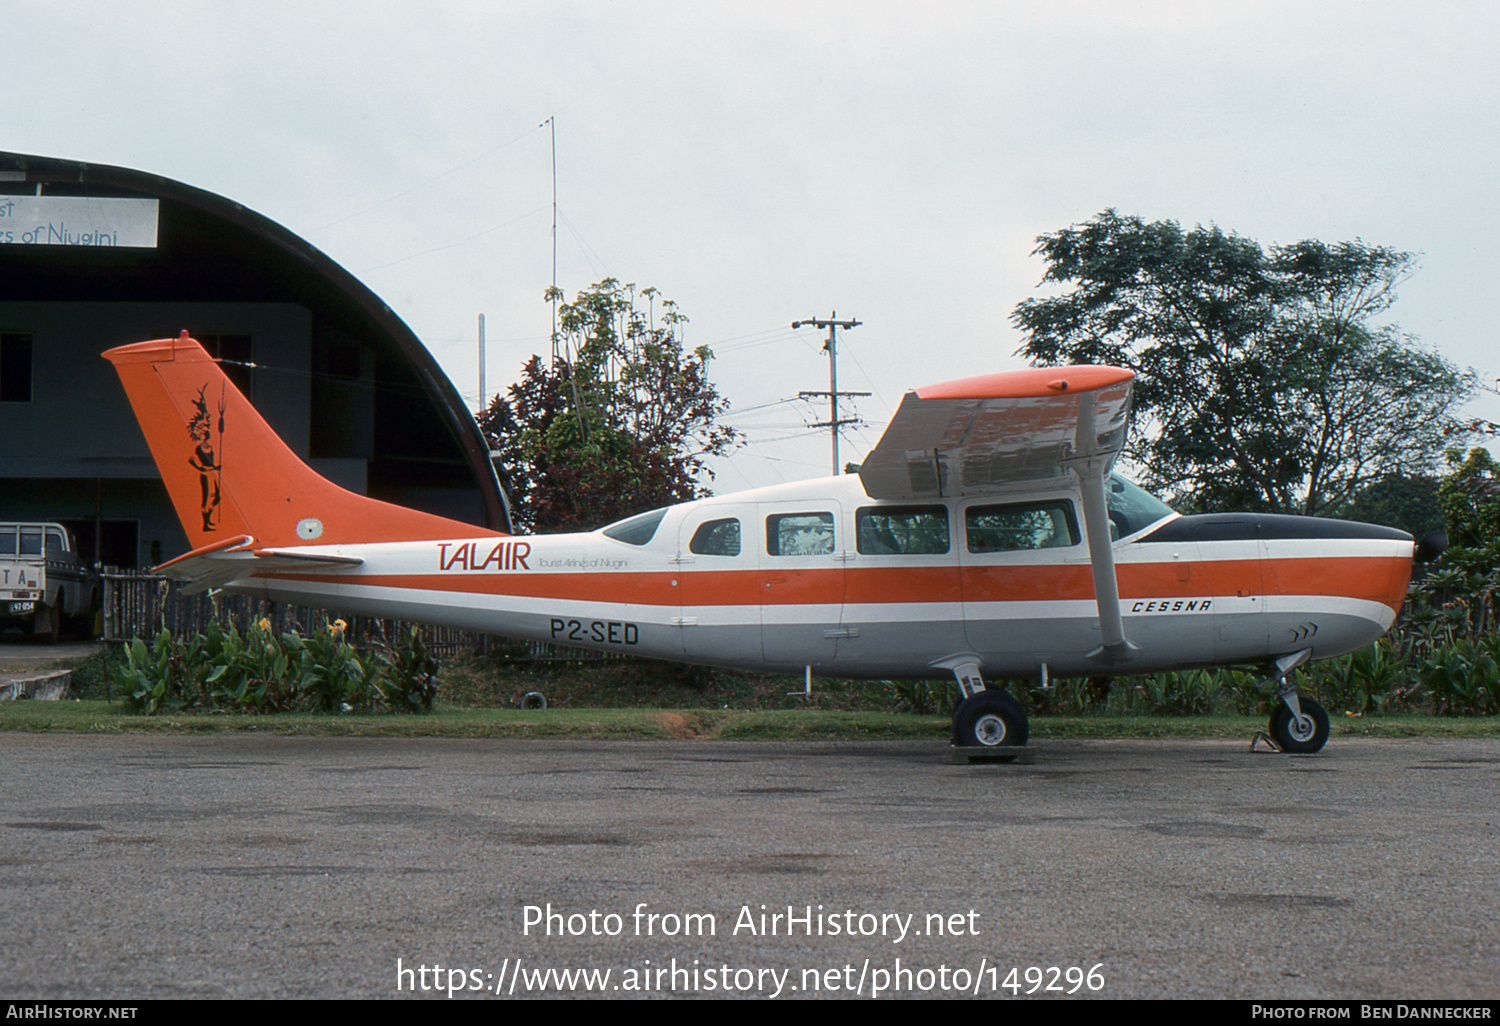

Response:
(154, 535), (364, 594)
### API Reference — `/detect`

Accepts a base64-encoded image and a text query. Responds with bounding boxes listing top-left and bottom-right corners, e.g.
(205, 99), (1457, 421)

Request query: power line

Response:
(354, 204), (550, 274)
(309, 123), (546, 235)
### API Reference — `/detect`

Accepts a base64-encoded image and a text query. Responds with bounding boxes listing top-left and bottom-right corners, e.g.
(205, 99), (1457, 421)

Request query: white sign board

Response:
(0, 196), (159, 248)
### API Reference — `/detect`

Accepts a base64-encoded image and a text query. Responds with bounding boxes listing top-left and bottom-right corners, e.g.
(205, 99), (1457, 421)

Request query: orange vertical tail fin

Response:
(104, 333), (495, 553)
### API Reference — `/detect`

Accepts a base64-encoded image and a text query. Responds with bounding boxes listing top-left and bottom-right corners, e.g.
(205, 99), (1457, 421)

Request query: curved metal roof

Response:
(0, 149), (512, 533)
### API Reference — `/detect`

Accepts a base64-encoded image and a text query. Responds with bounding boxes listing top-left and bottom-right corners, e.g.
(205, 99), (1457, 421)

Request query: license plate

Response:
(8, 601), (35, 615)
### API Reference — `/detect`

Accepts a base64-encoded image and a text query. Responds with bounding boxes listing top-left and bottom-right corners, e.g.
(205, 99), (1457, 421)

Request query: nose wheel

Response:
(1268, 696), (1329, 753)
(1255, 650), (1330, 753)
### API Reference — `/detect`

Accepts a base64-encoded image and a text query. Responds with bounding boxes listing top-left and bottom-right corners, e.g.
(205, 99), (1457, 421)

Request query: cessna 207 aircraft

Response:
(105, 333), (1420, 755)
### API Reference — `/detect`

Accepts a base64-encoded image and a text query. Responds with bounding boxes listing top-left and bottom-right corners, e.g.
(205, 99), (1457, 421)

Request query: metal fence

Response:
(99, 570), (609, 662)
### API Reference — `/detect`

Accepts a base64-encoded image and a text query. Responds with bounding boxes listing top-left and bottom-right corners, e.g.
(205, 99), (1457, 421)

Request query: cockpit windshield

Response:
(600, 507), (668, 546)
(1107, 474), (1177, 539)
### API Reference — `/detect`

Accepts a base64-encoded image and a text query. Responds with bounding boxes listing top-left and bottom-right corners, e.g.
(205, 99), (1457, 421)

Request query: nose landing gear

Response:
(1267, 693), (1330, 753)
(1256, 649), (1330, 753)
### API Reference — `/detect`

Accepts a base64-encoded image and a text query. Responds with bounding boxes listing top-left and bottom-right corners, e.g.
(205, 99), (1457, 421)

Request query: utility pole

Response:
(792, 313), (867, 475)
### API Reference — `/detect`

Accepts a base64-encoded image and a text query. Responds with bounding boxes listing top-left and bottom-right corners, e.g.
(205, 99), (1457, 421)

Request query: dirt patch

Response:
(657, 712), (721, 738)
(658, 712), (698, 738)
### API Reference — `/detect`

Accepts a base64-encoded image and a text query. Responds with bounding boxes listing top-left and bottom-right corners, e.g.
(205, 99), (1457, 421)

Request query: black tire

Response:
(953, 690), (1029, 749)
(1269, 697), (1329, 754)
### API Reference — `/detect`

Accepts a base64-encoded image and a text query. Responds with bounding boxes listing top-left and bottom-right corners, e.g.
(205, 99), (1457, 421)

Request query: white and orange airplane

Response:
(105, 333), (1422, 755)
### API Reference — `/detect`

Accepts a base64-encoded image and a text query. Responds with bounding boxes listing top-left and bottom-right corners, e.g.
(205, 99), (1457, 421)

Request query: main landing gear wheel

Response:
(953, 691), (1029, 751)
(1269, 697), (1329, 754)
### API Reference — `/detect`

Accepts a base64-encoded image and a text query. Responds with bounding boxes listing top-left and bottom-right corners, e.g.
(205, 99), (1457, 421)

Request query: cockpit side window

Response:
(689, 518), (741, 556)
(856, 505), (949, 555)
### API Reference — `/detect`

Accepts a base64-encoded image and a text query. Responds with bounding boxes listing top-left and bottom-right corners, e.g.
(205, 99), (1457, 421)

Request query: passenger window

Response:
(857, 506), (949, 555)
(966, 501), (1080, 552)
(0, 528), (14, 556)
(18, 526), (42, 556)
(766, 512), (835, 556)
(689, 518), (741, 556)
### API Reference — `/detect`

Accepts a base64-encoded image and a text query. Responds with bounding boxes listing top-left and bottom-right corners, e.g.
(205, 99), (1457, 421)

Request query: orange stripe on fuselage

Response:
(264, 553), (1408, 614)
(1262, 555), (1410, 615)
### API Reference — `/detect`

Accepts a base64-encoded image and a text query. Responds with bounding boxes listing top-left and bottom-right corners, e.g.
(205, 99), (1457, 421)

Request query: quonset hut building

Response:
(0, 151), (510, 570)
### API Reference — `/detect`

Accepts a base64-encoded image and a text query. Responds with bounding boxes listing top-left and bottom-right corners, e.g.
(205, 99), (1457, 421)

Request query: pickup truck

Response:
(1, 522), (99, 642)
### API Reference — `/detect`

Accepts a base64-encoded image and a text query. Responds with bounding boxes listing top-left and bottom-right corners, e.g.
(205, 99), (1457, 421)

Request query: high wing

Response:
(858, 365), (1138, 661)
(856, 365), (1134, 499)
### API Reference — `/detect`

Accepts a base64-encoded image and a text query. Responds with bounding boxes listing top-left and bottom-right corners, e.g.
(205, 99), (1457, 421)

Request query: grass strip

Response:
(3, 700), (1497, 741)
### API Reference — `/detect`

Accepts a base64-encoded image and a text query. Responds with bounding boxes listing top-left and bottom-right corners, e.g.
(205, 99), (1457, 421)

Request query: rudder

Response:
(104, 333), (493, 554)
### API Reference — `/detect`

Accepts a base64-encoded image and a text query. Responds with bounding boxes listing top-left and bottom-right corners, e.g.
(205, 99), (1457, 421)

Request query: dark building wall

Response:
(0, 301), (313, 475)
(0, 300), (318, 567)
(0, 477), (172, 571)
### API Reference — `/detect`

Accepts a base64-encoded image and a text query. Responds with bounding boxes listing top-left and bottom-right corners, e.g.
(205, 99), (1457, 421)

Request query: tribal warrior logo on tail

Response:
(186, 382), (225, 532)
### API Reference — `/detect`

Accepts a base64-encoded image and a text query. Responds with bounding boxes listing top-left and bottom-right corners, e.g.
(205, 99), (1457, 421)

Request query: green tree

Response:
(1403, 448), (1500, 643)
(1438, 447), (1500, 549)
(479, 279), (741, 533)
(1012, 210), (1475, 516)
(1344, 473), (1444, 539)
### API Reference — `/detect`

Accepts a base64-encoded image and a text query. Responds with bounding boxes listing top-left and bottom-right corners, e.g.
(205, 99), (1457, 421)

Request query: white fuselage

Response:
(227, 474), (1412, 680)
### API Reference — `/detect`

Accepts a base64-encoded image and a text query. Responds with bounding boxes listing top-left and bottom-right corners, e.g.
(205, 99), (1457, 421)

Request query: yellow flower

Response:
(258, 617), (272, 633)
(331, 619), (347, 635)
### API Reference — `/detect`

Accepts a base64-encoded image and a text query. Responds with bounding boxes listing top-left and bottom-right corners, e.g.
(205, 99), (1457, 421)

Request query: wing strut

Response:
(1068, 392), (1137, 663)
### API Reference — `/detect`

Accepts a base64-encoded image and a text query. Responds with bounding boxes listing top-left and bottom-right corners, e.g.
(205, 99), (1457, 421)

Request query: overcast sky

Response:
(8, 0), (1499, 493)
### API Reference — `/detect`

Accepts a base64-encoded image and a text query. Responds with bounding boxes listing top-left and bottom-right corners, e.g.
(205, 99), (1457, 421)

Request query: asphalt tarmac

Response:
(0, 733), (1496, 1000)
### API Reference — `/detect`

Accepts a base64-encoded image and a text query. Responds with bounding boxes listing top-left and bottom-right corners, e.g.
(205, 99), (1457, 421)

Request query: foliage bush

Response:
(890, 678), (959, 716)
(114, 619), (440, 715)
(1414, 636), (1500, 717)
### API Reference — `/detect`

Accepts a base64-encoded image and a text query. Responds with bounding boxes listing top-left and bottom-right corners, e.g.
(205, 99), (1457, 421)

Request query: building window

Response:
(1, 332), (32, 402)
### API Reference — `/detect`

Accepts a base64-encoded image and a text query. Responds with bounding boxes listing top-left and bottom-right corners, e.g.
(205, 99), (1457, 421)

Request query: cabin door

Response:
(757, 501), (847, 669)
(675, 504), (761, 665)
